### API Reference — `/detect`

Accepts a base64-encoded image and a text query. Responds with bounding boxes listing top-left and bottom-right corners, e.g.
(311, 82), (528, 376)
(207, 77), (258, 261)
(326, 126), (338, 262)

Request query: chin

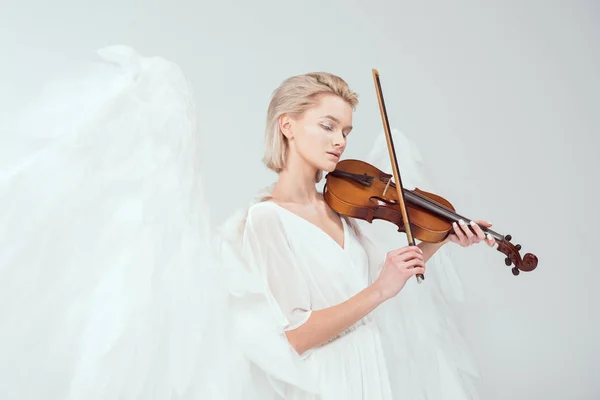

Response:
(321, 161), (338, 172)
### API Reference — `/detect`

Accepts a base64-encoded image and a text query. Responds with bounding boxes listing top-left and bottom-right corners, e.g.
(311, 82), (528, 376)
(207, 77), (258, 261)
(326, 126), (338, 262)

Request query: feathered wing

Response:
(353, 128), (480, 399)
(0, 46), (247, 400)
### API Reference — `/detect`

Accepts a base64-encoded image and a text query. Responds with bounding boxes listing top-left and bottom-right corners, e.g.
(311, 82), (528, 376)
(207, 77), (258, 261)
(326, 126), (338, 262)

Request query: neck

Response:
(272, 154), (319, 205)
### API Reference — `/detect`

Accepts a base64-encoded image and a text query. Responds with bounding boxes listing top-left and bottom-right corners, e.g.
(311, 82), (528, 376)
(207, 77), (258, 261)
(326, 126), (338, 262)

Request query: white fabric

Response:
(0, 45), (248, 400)
(220, 199), (479, 400)
(231, 200), (393, 399)
(0, 45), (480, 400)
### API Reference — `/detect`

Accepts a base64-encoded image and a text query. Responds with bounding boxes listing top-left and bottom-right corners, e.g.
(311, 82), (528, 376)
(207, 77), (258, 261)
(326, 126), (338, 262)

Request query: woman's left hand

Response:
(447, 219), (496, 248)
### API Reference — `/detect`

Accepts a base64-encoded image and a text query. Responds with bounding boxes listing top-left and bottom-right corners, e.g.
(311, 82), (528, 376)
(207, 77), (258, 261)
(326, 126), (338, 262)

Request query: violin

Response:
(323, 69), (538, 280)
(323, 159), (538, 276)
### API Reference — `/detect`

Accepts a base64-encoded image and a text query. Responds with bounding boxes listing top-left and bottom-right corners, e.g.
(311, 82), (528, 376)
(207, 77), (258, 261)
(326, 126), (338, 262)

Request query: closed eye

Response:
(321, 122), (350, 138)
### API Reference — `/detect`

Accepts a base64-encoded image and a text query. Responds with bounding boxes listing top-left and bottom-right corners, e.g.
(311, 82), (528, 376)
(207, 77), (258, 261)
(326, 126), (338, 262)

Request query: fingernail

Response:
(459, 219), (465, 225)
(486, 233), (492, 240)
(453, 222), (457, 228)
(469, 221), (476, 226)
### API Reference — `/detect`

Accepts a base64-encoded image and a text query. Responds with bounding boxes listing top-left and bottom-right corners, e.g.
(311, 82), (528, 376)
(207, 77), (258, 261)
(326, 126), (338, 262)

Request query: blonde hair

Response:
(263, 72), (359, 182)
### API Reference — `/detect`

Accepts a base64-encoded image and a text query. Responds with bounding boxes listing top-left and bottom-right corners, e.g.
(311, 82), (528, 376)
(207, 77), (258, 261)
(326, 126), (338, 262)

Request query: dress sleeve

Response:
(217, 204), (319, 397)
(241, 205), (312, 331)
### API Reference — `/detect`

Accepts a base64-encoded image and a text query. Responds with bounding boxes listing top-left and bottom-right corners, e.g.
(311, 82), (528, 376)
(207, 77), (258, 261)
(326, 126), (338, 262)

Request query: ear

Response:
(279, 114), (294, 140)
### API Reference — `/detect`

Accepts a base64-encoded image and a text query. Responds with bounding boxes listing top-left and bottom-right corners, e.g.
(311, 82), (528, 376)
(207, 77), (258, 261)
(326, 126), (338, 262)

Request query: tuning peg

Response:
(512, 267), (520, 276)
(505, 257), (512, 266)
(515, 244), (522, 251)
(505, 234), (512, 241)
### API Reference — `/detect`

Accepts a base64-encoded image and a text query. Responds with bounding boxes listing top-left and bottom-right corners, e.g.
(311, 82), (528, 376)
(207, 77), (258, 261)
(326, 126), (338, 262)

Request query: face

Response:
(280, 94), (353, 173)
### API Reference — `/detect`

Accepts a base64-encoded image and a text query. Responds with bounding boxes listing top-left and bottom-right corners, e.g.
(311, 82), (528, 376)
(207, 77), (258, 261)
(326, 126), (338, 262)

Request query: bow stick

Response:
(372, 69), (424, 283)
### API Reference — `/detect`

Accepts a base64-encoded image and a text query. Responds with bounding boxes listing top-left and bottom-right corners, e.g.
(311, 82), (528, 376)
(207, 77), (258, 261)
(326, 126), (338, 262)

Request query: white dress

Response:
(238, 200), (393, 399)
(222, 195), (481, 400)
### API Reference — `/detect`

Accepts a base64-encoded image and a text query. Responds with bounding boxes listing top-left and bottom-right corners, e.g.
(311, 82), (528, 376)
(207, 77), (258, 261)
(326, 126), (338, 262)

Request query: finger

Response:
(458, 219), (474, 240)
(446, 233), (459, 244)
(395, 246), (423, 257)
(390, 246), (422, 258)
(410, 267), (426, 276)
(474, 219), (492, 227)
(401, 258), (425, 270)
(395, 250), (424, 262)
(387, 246), (413, 258)
(397, 258), (422, 270)
(468, 221), (486, 241)
(452, 222), (467, 245)
(484, 233), (496, 247)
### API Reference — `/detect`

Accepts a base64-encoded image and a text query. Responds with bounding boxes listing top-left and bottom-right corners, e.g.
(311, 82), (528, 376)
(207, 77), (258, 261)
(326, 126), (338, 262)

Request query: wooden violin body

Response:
(324, 160), (452, 243)
(324, 159), (538, 275)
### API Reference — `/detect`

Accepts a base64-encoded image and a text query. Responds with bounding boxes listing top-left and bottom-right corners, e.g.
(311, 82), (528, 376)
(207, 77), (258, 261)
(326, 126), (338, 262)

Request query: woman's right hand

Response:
(373, 246), (425, 301)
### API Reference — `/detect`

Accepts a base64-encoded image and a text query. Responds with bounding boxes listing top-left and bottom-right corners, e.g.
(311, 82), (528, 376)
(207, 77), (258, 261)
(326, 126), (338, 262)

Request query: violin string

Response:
(408, 190), (454, 215)
(405, 191), (457, 220)
(384, 175), (460, 220)
(406, 189), (500, 238)
(404, 188), (473, 224)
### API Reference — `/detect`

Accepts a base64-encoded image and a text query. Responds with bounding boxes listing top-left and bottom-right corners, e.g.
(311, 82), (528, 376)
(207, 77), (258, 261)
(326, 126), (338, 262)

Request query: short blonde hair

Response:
(263, 72), (359, 182)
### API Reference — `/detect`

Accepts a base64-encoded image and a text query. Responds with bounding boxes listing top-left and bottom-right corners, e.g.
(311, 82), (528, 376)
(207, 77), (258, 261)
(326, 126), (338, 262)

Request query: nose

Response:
(332, 130), (346, 147)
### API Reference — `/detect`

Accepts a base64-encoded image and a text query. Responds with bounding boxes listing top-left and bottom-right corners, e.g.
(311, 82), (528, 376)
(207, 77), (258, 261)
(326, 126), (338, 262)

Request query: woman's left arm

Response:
(417, 219), (496, 262)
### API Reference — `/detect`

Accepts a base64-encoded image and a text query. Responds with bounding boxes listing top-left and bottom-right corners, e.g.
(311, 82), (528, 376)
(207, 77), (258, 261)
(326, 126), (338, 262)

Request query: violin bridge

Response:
(383, 177), (393, 197)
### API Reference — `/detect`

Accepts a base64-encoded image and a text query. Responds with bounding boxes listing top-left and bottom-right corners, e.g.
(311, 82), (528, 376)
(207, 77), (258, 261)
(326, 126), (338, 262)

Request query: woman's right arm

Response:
(285, 245), (425, 355)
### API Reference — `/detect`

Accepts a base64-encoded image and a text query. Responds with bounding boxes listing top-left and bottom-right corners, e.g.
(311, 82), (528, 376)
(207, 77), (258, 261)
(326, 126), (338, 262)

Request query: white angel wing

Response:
(0, 46), (244, 400)
(354, 128), (480, 399)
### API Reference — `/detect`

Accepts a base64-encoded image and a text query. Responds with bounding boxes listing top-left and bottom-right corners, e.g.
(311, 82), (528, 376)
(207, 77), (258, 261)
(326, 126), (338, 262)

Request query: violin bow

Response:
(372, 69), (424, 283)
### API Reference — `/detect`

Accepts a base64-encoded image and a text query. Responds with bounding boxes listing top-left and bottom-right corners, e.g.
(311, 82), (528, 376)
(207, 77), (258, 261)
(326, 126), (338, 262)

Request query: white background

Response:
(2, 0), (598, 398)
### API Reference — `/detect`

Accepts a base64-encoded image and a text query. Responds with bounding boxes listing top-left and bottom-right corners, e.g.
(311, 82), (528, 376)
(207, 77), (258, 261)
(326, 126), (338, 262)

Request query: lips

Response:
(327, 151), (341, 159)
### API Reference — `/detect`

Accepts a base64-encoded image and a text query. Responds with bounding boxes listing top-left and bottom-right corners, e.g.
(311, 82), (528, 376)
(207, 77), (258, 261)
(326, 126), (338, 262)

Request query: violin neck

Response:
(405, 189), (504, 241)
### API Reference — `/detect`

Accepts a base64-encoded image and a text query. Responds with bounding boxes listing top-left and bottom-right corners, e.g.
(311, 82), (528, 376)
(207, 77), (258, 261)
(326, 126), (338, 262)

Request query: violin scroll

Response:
(495, 234), (538, 275)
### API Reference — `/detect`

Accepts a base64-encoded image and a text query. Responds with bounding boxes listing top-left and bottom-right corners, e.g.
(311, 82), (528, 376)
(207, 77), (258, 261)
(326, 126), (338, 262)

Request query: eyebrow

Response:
(321, 115), (353, 130)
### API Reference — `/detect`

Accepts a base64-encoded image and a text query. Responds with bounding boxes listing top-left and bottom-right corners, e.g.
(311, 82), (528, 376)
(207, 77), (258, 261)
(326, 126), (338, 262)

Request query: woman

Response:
(223, 72), (496, 399)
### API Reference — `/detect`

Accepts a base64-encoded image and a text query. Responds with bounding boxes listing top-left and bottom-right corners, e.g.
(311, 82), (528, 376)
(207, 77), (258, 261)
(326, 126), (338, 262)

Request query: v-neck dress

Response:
(236, 200), (393, 399)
